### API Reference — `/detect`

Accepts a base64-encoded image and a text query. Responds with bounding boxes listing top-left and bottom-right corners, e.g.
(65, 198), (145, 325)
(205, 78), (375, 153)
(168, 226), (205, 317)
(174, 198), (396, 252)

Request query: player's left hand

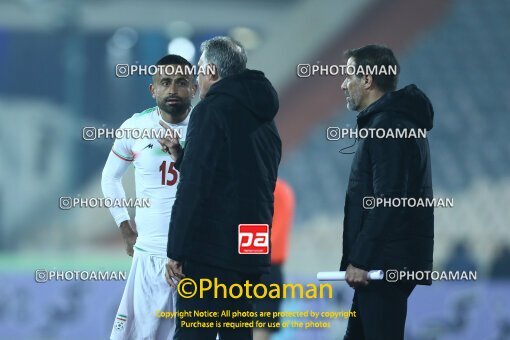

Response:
(165, 258), (185, 288)
(346, 264), (369, 288)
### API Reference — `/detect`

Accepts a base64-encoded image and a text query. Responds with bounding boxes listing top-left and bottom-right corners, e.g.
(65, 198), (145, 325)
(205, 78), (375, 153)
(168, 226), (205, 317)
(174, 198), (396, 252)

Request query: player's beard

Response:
(158, 97), (191, 118)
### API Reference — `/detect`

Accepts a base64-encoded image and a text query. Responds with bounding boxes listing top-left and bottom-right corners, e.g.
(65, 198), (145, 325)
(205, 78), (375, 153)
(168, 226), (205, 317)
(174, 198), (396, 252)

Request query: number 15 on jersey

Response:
(159, 161), (178, 186)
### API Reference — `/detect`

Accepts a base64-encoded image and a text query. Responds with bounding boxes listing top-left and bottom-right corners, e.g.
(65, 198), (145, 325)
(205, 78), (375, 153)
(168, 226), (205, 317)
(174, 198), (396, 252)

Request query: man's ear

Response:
(209, 63), (220, 82)
(149, 83), (155, 99)
(363, 74), (373, 89)
(191, 83), (198, 97)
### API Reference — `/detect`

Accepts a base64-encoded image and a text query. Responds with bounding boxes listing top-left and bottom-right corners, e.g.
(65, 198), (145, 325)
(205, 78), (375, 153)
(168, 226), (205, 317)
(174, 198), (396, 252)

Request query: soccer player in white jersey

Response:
(101, 54), (196, 340)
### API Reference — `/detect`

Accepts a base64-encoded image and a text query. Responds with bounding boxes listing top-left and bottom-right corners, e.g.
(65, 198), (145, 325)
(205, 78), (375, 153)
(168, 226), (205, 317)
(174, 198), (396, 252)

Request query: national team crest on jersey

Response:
(114, 314), (127, 331)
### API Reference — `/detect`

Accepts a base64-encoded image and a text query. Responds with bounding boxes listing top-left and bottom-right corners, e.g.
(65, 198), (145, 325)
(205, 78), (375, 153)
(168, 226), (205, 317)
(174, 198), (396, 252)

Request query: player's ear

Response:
(363, 74), (373, 89)
(149, 83), (155, 99)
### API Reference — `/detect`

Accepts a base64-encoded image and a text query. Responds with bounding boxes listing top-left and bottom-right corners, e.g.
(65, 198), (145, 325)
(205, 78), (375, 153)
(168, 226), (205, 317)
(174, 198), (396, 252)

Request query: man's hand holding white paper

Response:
(317, 270), (384, 281)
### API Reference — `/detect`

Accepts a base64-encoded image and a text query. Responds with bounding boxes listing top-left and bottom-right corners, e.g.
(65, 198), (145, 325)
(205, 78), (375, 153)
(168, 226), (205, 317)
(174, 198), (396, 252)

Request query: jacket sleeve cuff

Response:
(348, 259), (370, 271)
(167, 250), (185, 262)
(174, 153), (183, 171)
(348, 243), (373, 270)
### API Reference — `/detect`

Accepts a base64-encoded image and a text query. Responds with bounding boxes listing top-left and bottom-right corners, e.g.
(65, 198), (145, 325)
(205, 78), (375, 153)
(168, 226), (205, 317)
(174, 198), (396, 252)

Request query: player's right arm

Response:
(101, 119), (137, 256)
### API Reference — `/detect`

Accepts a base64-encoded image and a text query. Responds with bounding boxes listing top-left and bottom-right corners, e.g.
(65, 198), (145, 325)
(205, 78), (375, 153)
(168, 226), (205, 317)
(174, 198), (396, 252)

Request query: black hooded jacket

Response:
(340, 84), (434, 285)
(167, 69), (281, 274)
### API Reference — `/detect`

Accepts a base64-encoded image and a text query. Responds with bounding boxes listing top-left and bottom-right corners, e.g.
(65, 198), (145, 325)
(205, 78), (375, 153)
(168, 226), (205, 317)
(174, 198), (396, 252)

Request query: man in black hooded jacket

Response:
(340, 45), (434, 340)
(160, 36), (281, 340)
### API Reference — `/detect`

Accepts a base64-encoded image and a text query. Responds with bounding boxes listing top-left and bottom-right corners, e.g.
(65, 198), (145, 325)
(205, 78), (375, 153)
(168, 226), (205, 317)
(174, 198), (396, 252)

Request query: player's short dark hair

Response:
(155, 54), (192, 68)
(344, 45), (399, 92)
(153, 54), (194, 82)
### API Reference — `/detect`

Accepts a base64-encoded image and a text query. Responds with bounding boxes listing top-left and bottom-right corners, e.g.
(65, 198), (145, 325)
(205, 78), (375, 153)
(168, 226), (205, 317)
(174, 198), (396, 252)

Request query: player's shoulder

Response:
(120, 106), (158, 127)
(132, 106), (158, 118)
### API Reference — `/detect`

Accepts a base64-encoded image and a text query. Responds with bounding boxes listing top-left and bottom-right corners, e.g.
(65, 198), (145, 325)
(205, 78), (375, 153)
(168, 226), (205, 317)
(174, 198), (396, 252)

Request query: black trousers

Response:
(173, 260), (261, 340)
(253, 264), (284, 333)
(344, 281), (416, 340)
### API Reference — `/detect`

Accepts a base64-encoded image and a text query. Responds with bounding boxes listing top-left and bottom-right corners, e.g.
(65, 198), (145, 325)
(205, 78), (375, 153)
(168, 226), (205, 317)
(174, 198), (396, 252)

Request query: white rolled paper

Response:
(317, 270), (384, 281)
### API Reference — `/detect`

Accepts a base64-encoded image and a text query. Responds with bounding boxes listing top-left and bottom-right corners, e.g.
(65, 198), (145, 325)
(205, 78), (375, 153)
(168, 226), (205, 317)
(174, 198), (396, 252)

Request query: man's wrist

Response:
(119, 220), (135, 235)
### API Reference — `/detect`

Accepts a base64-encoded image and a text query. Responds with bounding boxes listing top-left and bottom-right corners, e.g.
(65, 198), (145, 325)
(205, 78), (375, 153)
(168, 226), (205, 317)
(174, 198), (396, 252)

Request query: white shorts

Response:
(111, 250), (177, 340)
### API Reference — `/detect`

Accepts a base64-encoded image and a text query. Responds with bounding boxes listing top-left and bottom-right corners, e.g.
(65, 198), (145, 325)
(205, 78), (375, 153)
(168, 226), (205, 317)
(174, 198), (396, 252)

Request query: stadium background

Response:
(2, 0), (510, 338)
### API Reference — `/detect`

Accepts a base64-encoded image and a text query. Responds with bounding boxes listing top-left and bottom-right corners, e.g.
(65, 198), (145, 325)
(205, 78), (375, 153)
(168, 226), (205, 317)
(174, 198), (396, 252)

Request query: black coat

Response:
(167, 70), (281, 275)
(340, 84), (434, 285)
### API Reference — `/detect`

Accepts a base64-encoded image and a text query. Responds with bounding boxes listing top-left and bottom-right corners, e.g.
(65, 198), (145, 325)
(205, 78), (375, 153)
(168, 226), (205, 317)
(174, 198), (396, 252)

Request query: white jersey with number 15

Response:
(104, 106), (190, 257)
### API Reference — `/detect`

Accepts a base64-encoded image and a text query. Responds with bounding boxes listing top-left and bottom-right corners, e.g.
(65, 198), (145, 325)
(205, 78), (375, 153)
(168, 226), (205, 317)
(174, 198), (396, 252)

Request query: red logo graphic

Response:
(238, 224), (269, 254)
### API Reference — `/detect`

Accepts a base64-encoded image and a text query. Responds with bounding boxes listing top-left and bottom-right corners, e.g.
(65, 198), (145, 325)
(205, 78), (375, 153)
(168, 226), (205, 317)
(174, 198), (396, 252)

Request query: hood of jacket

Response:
(206, 69), (279, 122)
(357, 84), (434, 131)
